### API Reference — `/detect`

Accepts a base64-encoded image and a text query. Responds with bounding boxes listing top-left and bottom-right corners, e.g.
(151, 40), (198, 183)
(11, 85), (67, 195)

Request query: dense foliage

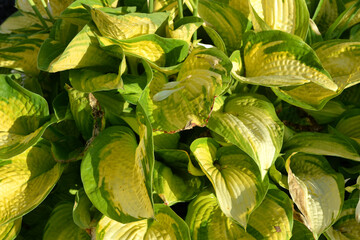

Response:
(1, 0), (360, 239)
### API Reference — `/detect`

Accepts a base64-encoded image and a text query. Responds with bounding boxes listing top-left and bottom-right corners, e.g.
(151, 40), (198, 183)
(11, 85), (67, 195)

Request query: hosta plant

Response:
(1, 0), (360, 239)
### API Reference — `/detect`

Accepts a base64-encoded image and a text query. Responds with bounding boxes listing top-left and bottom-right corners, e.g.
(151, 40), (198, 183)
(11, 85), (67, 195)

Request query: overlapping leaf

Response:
(208, 94), (284, 179)
(313, 40), (360, 90)
(96, 204), (190, 240)
(43, 202), (90, 240)
(190, 138), (269, 228)
(90, 7), (169, 40)
(197, 0), (249, 54)
(283, 131), (360, 162)
(38, 23), (118, 72)
(249, 0), (309, 39)
(336, 109), (360, 144)
(0, 32), (48, 75)
(141, 47), (232, 132)
(186, 189), (293, 239)
(287, 153), (345, 239)
(0, 75), (56, 159)
(313, 0), (345, 33)
(81, 126), (154, 223)
(153, 149), (205, 205)
(0, 139), (63, 226)
(97, 33), (189, 67)
(325, 198), (360, 239)
(185, 190), (255, 240)
(0, 218), (21, 240)
(243, 30), (339, 110)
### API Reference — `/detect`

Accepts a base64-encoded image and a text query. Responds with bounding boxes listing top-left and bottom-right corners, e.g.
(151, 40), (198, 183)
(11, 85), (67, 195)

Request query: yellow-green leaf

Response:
(197, 0), (249, 54)
(286, 153), (345, 239)
(96, 204), (190, 240)
(313, 0), (345, 34)
(246, 189), (293, 240)
(167, 16), (203, 43)
(249, 0), (309, 39)
(283, 131), (360, 162)
(207, 94), (284, 179)
(243, 30), (339, 109)
(81, 126), (154, 222)
(90, 8), (169, 40)
(97, 33), (189, 67)
(140, 47), (231, 132)
(66, 86), (94, 140)
(336, 109), (360, 144)
(0, 75), (56, 159)
(325, 198), (360, 239)
(0, 140), (63, 225)
(73, 188), (93, 229)
(314, 40), (360, 89)
(325, 1), (360, 40)
(43, 202), (90, 240)
(190, 138), (269, 228)
(0, 32), (48, 75)
(38, 23), (118, 73)
(153, 155), (206, 206)
(0, 11), (39, 34)
(185, 190), (255, 240)
(0, 218), (21, 240)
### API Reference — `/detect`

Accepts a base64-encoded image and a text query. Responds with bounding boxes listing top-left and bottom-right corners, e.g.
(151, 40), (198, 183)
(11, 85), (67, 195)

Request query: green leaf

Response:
(97, 33), (189, 67)
(313, 0), (345, 33)
(283, 131), (360, 162)
(185, 190), (255, 240)
(207, 94), (284, 179)
(73, 188), (93, 229)
(140, 47), (232, 132)
(246, 189), (293, 240)
(325, 1), (360, 40)
(0, 218), (21, 240)
(117, 74), (148, 104)
(286, 153), (345, 239)
(190, 138), (269, 228)
(198, 0), (249, 54)
(313, 40), (360, 89)
(243, 30), (339, 110)
(325, 199), (360, 239)
(291, 220), (314, 240)
(0, 11), (38, 34)
(249, 0), (309, 39)
(60, 0), (134, 25)
(0, 75), (56, 159)
(69, 67), (123, 93)
(43, 202), (90, 240)
(90, 8), (169, 40)
(96, 204), (190, 240)
(336, 109), (360, 144)
(167, 16), (203, 42)
(38, 23), (119, 72)
(153, 160), (205, 205)
(304, 100), (346, 125)
(81, 126), (154, 223)
(0, 139), (63, 225)
(66, 85), (94, 140)
(0, 32), (48, 75)
(153, 131), (180, 150)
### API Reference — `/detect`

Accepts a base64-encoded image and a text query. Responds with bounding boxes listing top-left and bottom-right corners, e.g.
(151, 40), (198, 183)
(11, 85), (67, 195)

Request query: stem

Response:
(273, 97), (282, 106)
(40, 0), (55, 22)
(192, 0), (198, 40)
(148, 0), (154, 13)
(27, 0), (48, 29)
(249, 85), (259, 93)
(178, 0), (183, 19)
